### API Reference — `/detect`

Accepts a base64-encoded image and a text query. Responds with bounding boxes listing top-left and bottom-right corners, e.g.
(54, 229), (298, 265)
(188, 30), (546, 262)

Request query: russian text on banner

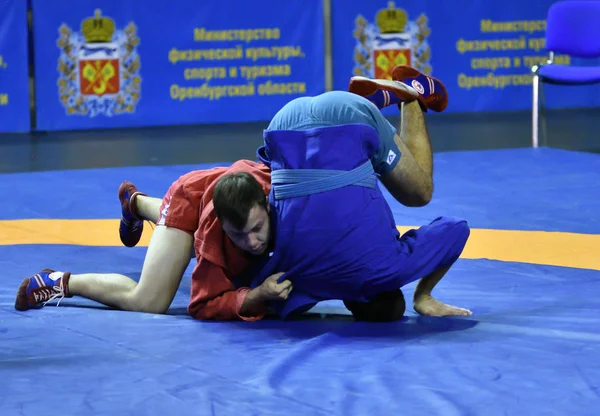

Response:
(32, 0), (324, 131)
(331, 0), (600, 114)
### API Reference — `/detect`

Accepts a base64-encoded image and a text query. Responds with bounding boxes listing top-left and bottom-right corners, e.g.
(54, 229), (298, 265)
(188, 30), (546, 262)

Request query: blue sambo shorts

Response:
(266, 90), (401, 175)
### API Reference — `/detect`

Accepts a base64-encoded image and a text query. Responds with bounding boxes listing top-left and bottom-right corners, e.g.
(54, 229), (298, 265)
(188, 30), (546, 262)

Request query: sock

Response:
(129, 191), (145, 221)
(62, 272), (72, 297)
(365, 89), (402, 109)
(49, 271), (73, 297)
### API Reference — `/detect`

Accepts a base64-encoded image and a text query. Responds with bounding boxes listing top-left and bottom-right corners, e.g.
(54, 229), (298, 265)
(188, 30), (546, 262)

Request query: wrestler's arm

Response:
(240, 272), (291, 316)
(387, 100), (434, 206)
(188, 259), (291, 320)
(188, 257), (267, 321)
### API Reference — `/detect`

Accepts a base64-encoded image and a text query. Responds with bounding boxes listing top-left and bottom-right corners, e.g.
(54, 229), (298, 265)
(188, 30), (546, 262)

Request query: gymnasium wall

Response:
(0, 0), (598, 133)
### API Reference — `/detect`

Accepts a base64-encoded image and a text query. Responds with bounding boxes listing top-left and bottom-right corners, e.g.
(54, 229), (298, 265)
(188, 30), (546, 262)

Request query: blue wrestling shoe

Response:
(392, 65), (448, 112)
(348, 75), (419, 110)
(118, 181), (146, 247)
(15, 269), (72, 311)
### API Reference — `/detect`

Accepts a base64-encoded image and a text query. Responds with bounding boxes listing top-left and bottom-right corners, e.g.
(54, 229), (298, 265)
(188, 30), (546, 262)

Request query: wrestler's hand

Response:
(240, 273), (293, 317)
(258, 272), (293, 300)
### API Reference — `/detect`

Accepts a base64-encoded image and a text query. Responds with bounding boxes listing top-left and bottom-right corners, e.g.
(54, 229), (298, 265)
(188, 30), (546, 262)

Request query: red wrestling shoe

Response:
(15, 269), (72, 311)
(118, 181), (146, 247)
(391, 65), (448, 112)
(348, 75), (419, 109)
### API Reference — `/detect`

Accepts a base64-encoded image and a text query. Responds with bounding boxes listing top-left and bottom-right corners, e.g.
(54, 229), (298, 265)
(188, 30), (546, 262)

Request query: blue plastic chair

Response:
(531, 0), (600, 147)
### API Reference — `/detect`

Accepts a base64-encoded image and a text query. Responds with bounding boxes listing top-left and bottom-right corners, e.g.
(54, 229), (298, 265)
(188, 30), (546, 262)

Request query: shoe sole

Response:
(349, 76), (420, 101)
(14, 268), (55, 311)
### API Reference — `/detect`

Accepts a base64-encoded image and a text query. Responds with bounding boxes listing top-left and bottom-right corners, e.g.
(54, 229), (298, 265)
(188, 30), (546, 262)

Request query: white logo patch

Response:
(387, 149), (397, 165)
(411, 80), (425, 94)
(48, 272), (63, 281)
(157, 197), (172, 226)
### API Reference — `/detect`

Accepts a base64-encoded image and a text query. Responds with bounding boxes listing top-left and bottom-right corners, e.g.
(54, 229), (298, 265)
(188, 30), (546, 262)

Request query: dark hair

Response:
(213, 172), (268, 230)
(344, 290), (406, 322)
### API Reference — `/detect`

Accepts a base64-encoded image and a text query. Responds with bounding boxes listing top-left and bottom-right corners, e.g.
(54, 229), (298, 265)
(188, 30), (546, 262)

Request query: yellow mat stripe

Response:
(1, 220), (599, 271)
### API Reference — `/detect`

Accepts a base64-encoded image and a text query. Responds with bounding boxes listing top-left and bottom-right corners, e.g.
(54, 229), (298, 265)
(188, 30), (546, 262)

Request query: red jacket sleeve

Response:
(187, 256), (266, 321)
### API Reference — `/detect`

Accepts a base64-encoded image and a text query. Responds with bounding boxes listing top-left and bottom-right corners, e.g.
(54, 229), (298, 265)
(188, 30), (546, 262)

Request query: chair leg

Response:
(532, 74), (540, 148)
(539, 81), (548, 148)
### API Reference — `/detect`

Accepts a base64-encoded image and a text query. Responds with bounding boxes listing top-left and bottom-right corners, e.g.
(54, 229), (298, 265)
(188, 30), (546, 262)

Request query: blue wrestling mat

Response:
(2, 148), (599, 415)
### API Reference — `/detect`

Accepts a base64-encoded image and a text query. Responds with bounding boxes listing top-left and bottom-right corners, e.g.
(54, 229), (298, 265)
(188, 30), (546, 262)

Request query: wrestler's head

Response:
(213, 172), (271, 256)
(343, 290), (406, 322)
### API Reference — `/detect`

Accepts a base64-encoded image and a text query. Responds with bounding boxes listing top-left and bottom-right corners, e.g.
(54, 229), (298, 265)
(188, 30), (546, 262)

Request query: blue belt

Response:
(271, 161), (377, 200)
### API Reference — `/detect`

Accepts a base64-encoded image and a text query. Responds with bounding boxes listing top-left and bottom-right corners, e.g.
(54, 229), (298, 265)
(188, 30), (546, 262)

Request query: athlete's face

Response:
(222, 203), (271, 256)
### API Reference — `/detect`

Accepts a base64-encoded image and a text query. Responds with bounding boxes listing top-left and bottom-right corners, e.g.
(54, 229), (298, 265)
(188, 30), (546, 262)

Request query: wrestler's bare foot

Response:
(413, 295), (472, 317)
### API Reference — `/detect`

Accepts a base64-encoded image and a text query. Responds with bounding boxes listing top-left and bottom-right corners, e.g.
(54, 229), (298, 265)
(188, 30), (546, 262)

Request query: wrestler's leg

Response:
(399, 217), (472, 317)
(347, 266), (473, 319)
(134, 195), (162, 224)
(412, 265), (472, 317)
(118, 181), (161, 248)
(75, 177), (197, 312)
(68, 225), (193, 313)
(348, 66), (449, 207)
(379, 100), (434, 207)
(118, 180), (172, 248)
(397, 100), (433, 177)
(15, 225), (194, 313)
(348, 216), (472, 318)
(122, 188), (196, 258)
(16, 177), (197, 313)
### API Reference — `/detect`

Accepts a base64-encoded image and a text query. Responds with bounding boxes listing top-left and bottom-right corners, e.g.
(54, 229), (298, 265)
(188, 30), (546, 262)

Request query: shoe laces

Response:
(32, 274), (67, 307)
